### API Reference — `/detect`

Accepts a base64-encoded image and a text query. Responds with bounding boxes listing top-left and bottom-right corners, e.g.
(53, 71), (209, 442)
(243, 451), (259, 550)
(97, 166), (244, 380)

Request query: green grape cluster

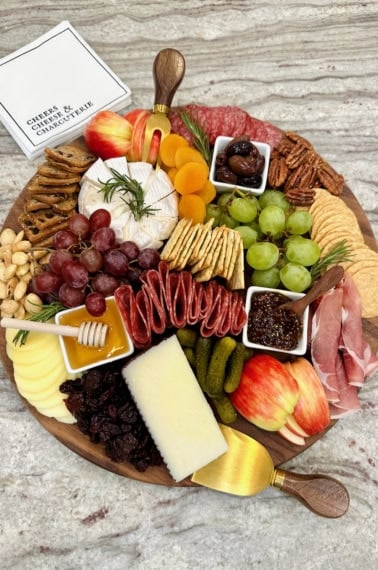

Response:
(205, 189), (321, 292)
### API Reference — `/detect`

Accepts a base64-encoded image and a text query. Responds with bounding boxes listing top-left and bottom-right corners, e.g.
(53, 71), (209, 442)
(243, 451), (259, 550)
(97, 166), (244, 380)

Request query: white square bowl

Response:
(242, 286), (309, 356)
(209, 136), (271, 195)
(55, 296), (134, 374)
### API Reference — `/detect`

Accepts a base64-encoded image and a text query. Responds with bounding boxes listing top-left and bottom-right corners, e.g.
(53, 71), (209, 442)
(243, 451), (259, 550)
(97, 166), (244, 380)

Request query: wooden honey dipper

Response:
(1, 317), (108, 348)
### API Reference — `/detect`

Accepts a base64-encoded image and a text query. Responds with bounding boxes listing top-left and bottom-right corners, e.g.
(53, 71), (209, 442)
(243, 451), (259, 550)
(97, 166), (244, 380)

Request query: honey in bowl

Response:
(56, 296), (134, 373)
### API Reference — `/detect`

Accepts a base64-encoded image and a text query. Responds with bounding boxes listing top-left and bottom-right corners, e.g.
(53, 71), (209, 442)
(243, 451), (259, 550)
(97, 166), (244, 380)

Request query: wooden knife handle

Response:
(152, 48), (186, 109)
(272, 469), (350, 518)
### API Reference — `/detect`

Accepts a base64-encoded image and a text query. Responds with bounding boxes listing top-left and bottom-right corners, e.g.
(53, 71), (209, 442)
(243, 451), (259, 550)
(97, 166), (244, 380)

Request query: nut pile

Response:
(268, 131), (345, 205)
(0, 228), (47, 318)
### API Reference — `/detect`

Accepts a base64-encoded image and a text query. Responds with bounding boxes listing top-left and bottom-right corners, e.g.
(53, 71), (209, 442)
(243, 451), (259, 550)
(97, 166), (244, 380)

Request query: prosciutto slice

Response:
(328, 354), (362, 419)
(339, 274), (378, 386)
(311, 288), (344, 402)
(311, 273), (378, 417)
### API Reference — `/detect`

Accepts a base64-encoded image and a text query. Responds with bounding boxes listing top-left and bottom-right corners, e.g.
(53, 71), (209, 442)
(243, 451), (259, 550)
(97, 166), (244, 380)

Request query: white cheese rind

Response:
(122, 336), (228, 482)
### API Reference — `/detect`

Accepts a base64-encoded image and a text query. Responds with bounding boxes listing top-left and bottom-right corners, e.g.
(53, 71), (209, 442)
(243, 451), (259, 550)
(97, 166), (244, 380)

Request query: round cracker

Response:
(350, 266), (378, 318)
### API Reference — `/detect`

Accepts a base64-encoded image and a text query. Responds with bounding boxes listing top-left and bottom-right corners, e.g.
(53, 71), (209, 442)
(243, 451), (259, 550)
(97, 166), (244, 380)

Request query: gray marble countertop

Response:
(0, 2), (377, 569)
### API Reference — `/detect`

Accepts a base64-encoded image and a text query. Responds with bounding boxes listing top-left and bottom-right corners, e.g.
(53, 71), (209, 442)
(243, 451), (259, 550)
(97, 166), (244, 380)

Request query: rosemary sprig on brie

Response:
(100, 168), (158, 221)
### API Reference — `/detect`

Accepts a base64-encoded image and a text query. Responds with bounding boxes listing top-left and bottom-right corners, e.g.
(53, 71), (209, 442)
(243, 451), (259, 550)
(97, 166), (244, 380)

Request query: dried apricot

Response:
(175, 146), (207, 169)
(159, 134), (189, 167)
(174, 162), (209, 195)
(195, 180), (216, 204)
(167, 167), (178, 184)
(178, 194), (206, 224)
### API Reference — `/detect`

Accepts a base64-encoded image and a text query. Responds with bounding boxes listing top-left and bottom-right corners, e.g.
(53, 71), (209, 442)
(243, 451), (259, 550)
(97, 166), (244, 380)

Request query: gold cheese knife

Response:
(142, 48), (186, 162)
(191, 424), (349, 518)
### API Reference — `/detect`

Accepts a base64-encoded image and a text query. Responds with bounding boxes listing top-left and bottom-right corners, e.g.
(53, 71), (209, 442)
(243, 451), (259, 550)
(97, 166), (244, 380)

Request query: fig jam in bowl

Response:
(243, 286), (309, 355)
(209, 136), (270, 195)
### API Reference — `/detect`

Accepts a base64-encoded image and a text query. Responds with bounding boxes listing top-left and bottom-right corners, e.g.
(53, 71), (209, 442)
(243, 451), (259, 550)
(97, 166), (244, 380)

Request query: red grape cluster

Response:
(31, 209), (161, 316)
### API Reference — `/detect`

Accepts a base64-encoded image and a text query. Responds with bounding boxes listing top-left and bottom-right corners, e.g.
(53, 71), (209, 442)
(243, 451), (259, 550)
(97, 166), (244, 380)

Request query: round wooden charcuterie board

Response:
(0, 140), (377, 488)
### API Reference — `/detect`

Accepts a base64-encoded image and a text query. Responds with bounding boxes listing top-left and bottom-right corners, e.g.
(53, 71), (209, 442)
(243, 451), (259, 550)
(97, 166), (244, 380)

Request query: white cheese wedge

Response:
(127, 161), (153, 184)
(104, 156), (129, 176)
(122, 335), (228, 482)
(81, 158), (112, 185)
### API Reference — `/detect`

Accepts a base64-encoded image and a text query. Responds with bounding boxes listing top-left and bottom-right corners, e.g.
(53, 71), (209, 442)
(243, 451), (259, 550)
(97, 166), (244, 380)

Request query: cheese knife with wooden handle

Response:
(191, 424), (349, 518)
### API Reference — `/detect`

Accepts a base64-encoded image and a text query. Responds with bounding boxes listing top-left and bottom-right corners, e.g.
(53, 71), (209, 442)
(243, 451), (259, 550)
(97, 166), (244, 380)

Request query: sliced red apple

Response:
(124, 109), (160, 163)
(278, 424), (306, 446)
(230, 354), (299, 431)
(284, 358), (330, 435)
(284, 413), (310, 438)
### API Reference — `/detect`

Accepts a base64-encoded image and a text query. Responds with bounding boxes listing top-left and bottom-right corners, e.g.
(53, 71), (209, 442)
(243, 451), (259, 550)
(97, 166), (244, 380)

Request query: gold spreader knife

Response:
(191, 424), (349, 518)
(142, 48), (186, 163)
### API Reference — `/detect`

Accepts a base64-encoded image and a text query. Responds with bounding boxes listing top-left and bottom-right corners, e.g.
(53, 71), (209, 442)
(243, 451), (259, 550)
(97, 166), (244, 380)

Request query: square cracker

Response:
(227, 238), (245, 290)
(162, 218), (193, 263)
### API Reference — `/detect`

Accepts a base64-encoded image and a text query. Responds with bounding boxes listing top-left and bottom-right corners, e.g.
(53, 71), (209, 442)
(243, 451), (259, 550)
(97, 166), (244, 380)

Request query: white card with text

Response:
(0, 21), (132, 159)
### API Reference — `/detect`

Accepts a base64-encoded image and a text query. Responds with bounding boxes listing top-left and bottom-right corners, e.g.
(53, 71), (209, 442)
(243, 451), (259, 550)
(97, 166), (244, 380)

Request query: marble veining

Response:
(0, 1), (377, 569)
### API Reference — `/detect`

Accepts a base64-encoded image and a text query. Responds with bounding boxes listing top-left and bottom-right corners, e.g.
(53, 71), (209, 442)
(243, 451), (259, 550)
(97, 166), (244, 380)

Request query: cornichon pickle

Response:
(211, 395), (238, 424)
(206, 336), (237, 397)
(183, 347), (196, 368)
(176, 327), (198, 348)
(224, 343), (245, 394)
(195, 336), (213, 391)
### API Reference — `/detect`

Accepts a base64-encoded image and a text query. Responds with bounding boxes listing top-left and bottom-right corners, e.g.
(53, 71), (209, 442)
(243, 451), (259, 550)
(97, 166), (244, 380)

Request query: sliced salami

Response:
(229, 292), (248, 336)
(187, 279), (203, 325)
(115, 263), (247, 348)
(133, 288), (153, 348)
(140, 269), (167, 334)
(169, 104), (283, 149)
(214, 289), (232, 337)
(168, 271), (188, 329)
(200, 281), (224, 337)
(115, 285), (151, 349)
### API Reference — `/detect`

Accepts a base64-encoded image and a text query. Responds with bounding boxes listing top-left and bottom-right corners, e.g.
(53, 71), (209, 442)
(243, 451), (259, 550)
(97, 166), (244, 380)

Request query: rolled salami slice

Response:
(187, 280), (204, 325)
(229, 292), (248, 336)
(140, 269), (167, 334)
(114, 284), (136, 340)
(200, 281), (224, 337)
(167, 271), (188, 329)
(133, 288), (153, 348)
(214, 288), (232, 337)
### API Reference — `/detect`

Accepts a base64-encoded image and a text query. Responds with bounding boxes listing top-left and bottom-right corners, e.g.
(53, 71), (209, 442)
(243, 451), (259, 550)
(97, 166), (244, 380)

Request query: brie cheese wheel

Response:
(79, 158), (179, 249)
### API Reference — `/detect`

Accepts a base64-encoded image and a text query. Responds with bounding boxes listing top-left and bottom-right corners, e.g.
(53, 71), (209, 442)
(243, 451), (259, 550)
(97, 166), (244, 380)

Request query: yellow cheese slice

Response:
(123, 335), (228, 482)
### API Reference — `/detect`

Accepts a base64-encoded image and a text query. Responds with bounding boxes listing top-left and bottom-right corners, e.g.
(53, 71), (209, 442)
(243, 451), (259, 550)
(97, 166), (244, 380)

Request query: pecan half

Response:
(285, 144), (315, 169)
(285, 131), (312, 148)
(285, 187), (316, 206)
(284, 163), (318, 191)
(275, 135), (296, 157)
(317, 160), (344, 195)
(268, 156), (289, 187)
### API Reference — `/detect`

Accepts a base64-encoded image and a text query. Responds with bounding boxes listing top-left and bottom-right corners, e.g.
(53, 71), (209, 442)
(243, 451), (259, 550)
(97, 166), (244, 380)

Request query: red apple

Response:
(283, 358), (330, 435)
(124, 109), (161, 163)
(84, 110), (133, 159)
(230, 354), (299, 431)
